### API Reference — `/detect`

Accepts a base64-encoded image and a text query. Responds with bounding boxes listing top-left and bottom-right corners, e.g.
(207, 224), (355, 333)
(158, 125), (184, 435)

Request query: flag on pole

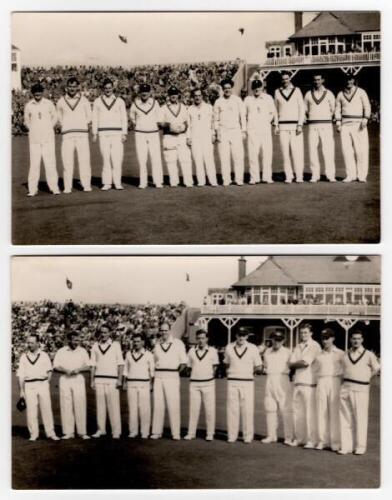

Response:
(118, 35), (128, 44)
(66, 277), (73, 290)
(238, 28), (245, 36)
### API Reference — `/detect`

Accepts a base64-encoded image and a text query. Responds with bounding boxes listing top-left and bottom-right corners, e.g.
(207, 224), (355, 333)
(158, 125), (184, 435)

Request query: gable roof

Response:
(232, 256), (380, 287)
(12, 44), (20, 51)
(290, 11), (380, 39)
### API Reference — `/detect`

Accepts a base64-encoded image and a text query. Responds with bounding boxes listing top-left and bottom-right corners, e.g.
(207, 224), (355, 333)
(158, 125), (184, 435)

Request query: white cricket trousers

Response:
(264, 374), (294, 441)
(227, 380), (254, 442)
(279, 130), (304, 182)
(162, 134), (193, 187)
(247, 127), (273, 183)
(28, 141), (59, 194)
(293, 384), (318, 444)
(218, 129), (244, 185)
(127, 381), (151, 437)
(308, 124), (336, 181)
(316, 376), (341, 450)
(340, 123), (369, 181)
(187, 381), (216, 438)
(339, 383), (370, 452)
(135, 132), (163, 188)
(61, 135), (91, 191)
(95, 379), (121, 437)
(25, 380), (56, 439)
(152, 374), (181, 438)
(191, 136), (217, 186)
(59, 374), (87, 436)
(99, 134), (124, 187)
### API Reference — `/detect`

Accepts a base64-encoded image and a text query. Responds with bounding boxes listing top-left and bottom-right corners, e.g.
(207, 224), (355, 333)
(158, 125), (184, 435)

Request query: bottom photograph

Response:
(11, 255), (381, 489)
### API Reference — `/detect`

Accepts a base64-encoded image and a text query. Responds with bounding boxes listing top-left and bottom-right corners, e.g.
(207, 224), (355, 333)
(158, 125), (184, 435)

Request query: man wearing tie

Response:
(213, 79), (246, 186)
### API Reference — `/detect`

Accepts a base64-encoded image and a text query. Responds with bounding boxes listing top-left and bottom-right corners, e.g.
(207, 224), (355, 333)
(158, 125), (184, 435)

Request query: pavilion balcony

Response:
(201, 303), (380, 317)
(260, 51), (380, 69)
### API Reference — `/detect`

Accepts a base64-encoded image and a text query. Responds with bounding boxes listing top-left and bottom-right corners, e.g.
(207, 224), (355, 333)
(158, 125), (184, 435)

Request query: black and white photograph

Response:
(11, 11), (380, 245)
(11, 255), (380, 489)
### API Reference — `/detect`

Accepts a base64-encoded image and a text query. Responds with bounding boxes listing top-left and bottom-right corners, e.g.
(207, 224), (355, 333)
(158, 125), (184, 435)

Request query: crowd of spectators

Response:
(11, 300), (187, 369)
(11, 60), (239, 135)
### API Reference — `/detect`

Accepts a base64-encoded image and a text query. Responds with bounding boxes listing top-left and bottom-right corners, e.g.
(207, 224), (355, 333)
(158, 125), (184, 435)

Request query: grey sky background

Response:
(12, 256), (267, 307)
(12, 12), (316, 67)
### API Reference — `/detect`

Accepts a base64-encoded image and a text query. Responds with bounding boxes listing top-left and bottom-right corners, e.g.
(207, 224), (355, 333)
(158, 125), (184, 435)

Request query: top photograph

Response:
(11, 11), (380, 245)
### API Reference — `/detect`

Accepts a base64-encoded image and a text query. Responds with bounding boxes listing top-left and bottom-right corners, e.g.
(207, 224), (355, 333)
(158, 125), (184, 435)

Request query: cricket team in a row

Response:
(17, 322), (379, 456)
(23, 72), (372, 196)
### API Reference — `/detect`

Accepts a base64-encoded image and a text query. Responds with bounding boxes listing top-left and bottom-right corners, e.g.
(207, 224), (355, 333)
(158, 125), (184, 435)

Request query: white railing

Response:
(261, 52), (380, 68)
(201, 304), (380, 316)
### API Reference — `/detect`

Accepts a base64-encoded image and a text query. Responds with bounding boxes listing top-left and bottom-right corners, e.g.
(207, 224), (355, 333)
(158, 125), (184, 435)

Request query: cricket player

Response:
(261, 331), (294, 445)
(335, 75), (371, 182)
(92, 78), (128, 190)
(24, 83), (60, 196)
(214, 79), (246, 186)
(129, 83), (164, 189)
(274, 72), (305, 183)
(289, 323), (321, 448)
(53, 331), (91, 440)
(151, 323), (188, 440)
(159, 86), (193, 187)
(184, 329), (219, 441)
(90, 325), (124, 438)
(224, 327), (263, 443)
(123, 333), (155, 438)
(304, 74), (336, 182)
(56, 76), (92, 193)
(314, 328), (344, 451)
(244, 79), (278, 184)
(339, 330), (380, 455)
(17, 333), (60, 441)
(186, 89), (218, 187)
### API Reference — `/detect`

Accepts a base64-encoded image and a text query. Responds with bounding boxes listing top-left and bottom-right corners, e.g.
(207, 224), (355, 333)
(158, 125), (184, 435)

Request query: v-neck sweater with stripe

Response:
(341, 348), (380, 391)
(304, 88), (335, 124)
(335, 87), (371, 124)
(57, 95), (92, 138)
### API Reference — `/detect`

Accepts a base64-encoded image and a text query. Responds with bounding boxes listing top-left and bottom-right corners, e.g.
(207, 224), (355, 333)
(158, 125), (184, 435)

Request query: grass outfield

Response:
(12, 374), (380, 489)
(12, 125), (380, 244)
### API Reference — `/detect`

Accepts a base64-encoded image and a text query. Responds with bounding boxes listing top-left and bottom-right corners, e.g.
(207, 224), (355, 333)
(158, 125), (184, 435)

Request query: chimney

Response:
(294, 12), (303, 33)
(238, 256), (247, 281)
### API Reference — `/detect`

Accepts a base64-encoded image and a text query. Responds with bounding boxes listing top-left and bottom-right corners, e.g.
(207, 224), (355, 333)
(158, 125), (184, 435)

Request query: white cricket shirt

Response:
(314, 346), (344, 378)
(53, 345), (90, 372)
(263, 346), (291, 375)
(24, 98), (57, 144)
(213, 95), (246, 131)
(187, 102), (214, 139)
(244, 93), (278, 130)
(290, 339), (321, 386)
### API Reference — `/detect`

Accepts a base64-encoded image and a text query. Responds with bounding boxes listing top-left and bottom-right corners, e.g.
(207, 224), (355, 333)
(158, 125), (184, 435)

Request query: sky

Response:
(11, 256), (267, 307)
(12, 12), (316, 67)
